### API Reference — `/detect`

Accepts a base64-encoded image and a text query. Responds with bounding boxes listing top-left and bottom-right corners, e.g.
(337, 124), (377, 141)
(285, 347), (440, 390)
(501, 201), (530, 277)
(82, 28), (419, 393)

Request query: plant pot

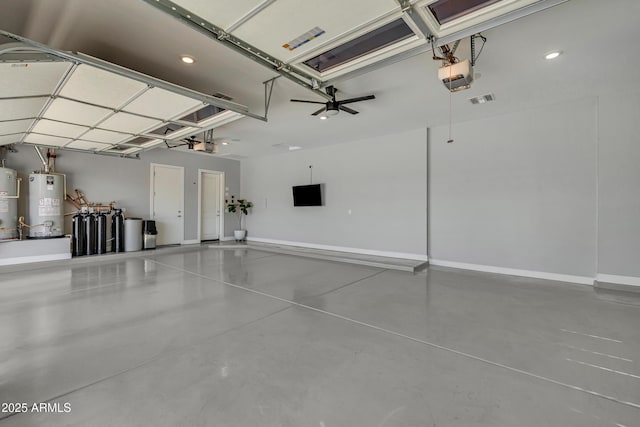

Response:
(234, 230), (247, 241)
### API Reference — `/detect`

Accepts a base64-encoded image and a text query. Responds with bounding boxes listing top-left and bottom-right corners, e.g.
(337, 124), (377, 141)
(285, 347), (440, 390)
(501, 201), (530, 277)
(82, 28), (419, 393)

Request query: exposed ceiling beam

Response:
(140, 0), (332, 101)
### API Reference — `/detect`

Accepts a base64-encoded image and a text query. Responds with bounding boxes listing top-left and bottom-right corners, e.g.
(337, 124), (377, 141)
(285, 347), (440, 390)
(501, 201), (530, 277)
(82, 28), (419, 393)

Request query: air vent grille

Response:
(469, 93), (495, 104)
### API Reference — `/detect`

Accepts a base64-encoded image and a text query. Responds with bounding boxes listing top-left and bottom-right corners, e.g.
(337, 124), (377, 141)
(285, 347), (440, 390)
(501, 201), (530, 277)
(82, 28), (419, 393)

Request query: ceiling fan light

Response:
(324, 109), (339, 117)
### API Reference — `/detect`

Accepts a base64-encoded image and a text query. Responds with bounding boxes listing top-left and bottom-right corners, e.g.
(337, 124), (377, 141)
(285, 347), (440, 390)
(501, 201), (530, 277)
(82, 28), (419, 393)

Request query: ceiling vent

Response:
(469, 93), (496, 104)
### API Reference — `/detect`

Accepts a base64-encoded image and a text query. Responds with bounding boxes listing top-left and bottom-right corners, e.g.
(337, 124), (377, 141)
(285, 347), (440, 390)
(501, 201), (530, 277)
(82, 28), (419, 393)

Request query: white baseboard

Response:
(181, 239), (200, 245)
(246, 237), (428, 261)
(220, 236), (235, 242)
(428, 259), (594, 285)
(596, 274), (640, 287)
(0, 253), (71, 266)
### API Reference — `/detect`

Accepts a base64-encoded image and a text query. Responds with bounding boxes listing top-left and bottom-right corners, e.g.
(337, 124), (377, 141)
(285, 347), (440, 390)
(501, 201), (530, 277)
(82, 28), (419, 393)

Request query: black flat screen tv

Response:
(292, 184), (323, 206)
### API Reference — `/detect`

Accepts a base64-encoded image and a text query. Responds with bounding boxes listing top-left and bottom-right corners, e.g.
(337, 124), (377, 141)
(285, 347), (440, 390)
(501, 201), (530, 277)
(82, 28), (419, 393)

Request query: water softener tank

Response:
(96, 213), (107, 254)
(84, 213), (97, 256)
(111, 209), (125, 253)
(72, 212), (86, 256)
(28, 172), (65, 238)
(0, 167), (18, 240)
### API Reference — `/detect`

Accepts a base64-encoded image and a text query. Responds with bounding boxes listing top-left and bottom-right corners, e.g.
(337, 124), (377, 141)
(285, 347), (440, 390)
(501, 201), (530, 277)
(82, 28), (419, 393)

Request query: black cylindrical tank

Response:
(111, 209), (125, 253)
(84, 213), (97, 256)
(72, 212), (86, 257)
(96, 213), (107, 254)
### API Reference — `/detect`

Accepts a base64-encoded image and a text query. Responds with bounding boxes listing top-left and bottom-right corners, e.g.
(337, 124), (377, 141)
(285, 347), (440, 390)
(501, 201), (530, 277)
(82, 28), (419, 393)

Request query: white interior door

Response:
(151, 164), (184, 245)
(201, 172), (221, 241)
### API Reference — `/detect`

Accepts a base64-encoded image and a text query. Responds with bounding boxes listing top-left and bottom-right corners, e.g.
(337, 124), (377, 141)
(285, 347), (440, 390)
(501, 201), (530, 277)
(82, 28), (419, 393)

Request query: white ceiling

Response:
(1, 0), (639, 158)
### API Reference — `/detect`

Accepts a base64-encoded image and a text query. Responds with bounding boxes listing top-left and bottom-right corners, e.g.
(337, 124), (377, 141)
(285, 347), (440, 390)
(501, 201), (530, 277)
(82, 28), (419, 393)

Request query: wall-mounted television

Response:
(292, 184), (323, 206)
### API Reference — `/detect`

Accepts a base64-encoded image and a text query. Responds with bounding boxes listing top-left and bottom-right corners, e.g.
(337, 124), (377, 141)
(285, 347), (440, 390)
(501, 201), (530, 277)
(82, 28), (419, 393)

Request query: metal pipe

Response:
(0, 177), (20, 200)
(34, 145), (49, 172)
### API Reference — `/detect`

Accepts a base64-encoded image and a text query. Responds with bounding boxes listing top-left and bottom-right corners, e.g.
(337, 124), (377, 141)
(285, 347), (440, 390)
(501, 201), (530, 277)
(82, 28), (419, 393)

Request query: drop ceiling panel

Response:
(122, 88), (203, 120)
(58, 64), (148, 108)
(231, 0), (400, 61)
(24, 133), (72, 147)
(80, 128), (131, 144)
(0, 119), (34, 136)
(43, 98), (112, 126)
(0, 62), (72, 97)
(0, 97), (49, 121)
(0, 134), (23, 146)
(31, 119), (90, 139)
(170, 0), (266, 30)
(66, 140), (112, 151)
(98, 112), (162, 134)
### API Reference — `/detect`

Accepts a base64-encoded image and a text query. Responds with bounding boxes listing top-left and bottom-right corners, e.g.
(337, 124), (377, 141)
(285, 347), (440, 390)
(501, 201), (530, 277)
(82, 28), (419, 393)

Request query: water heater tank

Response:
(0, 167), (18, 239)
(28, 172), (65, 238)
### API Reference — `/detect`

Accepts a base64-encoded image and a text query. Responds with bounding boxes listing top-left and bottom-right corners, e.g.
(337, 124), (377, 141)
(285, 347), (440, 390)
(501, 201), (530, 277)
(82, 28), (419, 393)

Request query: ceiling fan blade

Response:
(338, 95), (376, 105)
(339, 105), (359, 115)
(311, 107), (326, 116)
(290, 99), (326, 104)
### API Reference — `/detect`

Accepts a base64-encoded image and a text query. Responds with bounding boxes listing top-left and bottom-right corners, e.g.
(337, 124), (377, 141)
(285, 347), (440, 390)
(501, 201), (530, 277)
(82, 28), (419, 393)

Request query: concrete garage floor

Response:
(0, 246), (638, 426)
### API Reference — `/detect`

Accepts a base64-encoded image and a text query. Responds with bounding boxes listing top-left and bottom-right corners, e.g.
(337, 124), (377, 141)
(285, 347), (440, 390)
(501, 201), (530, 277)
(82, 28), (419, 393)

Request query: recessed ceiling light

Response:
(221, 141), (229, 145)
(545, 51), (561, 60)
(288, 146), (302, 151)
(180, 55), (195, 64)
(319, 116), (328, 120)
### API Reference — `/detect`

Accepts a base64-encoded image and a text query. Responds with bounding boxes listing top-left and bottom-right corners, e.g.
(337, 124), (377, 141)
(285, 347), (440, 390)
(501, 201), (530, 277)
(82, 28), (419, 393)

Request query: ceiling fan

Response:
(291, 86), (375, 118)
(166, 129), (222, 154)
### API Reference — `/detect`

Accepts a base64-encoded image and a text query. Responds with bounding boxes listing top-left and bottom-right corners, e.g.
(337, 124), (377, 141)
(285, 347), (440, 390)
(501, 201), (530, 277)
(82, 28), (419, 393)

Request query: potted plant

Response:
(226, 196), (253, 241)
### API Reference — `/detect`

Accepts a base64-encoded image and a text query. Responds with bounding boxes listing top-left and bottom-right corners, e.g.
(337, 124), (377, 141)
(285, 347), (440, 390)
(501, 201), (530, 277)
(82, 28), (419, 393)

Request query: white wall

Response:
(429, 97), (598, 278)
(597, 92), (640, 280)
(241, 128), (428, 258)
(2, 148), (241, 241)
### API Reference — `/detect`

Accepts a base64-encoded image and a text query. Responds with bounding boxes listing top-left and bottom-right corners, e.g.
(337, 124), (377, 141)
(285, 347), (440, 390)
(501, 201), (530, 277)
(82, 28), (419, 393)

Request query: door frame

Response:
(150, 163), (185, 245)
(197, 169), (225, 242)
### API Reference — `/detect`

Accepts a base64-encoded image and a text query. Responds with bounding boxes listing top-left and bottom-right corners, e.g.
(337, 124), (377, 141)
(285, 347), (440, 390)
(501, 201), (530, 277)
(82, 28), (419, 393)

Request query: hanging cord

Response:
(309, 165), (313, 184)
(447, 65), (454, 143)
